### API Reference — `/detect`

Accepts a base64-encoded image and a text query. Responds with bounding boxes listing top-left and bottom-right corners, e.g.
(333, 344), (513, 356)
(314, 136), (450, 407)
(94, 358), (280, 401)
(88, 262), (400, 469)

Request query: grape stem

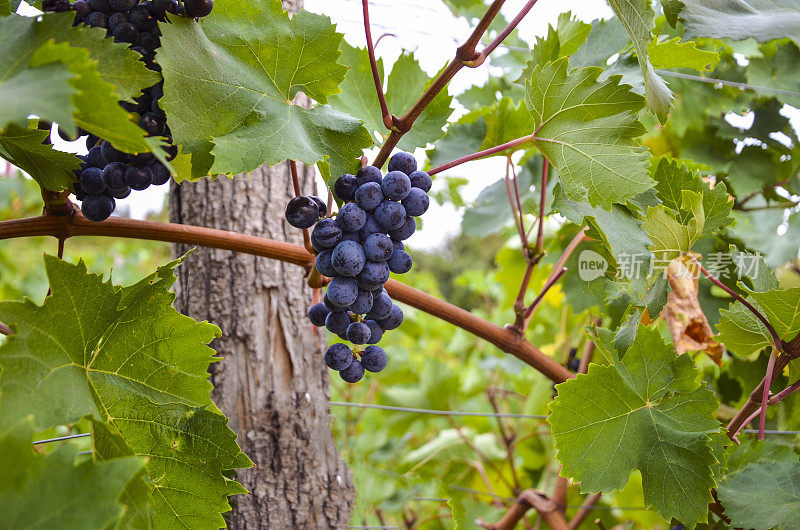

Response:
(477, 489), (569, 530)
(504, 157), (527, 249)
(361, 0), (394, 130)
(536, 159), (548, 253)
(0, 211), (574, 383)
(0, 322), (11, 336)
(737, 377), (800, 439)
(428, 135), (533, 175)
(567, 493), (602, 529)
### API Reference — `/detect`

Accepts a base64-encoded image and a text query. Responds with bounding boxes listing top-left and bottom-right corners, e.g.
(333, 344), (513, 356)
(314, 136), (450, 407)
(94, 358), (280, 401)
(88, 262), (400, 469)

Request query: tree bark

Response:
(169, 2), (354, 523)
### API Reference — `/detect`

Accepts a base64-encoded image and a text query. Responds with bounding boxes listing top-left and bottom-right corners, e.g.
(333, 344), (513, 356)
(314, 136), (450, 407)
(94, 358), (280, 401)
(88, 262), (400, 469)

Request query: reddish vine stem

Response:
(504, 157), (526, 246)
(477, 0), (539, 61)
(0, 322), (11, 336)
(428, 135), (533, 175)
(567, 493), (602, 529)
(739, 378), (800, 431)
(523, 267), (566, 321)
(361, 0), (394, 129)
(289, 160), (314, 254)
(478, 490), (568, 530)
(0, 213), (573, 383)
(536, 159), (548, 253)
(758, 346), (779, 440)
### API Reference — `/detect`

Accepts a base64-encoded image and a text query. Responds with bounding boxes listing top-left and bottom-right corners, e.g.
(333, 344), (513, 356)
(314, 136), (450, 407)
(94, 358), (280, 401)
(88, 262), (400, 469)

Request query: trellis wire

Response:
(32, 432), (91, 445)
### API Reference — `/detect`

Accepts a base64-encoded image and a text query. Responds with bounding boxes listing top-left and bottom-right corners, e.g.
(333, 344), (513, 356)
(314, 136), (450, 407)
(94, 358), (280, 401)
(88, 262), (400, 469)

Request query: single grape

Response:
(382, 170), (411, 201)
(356, 261), (390, 291)
(347, 322), (371, 345)
(331, 240), (366, 277)
(86, 146), (107, 169)
(108, 0), (137, 10)
(309, 196), (327, 217)
(378, 304), (403, 330)
(87, 0), (111, 13)
(567, 357), (581, 371)
(80, 167), (106, 195)
(85, 134), (100, 148)
(336, 202), (367, 232)
(361, 345), (388, 372)
(109, 186), (131, 199)
(128, 3), (156, 30)
(323, 293), (337, 310)
(392, 240), (404, 251)
(374, 200), (406, 230)
(130, 151), (155, 166)
(307, 303), (330, 327)
(125, 165), (153, 190)
(363, 233), (393, 262)
(137, 32), (161, 53)
(348, 288), (374, 315)
(389, 216), (416, 241)
(364, 320), (384, 344)
(73, 0), (91, 18)
(324, 343), (353, 371)
(184, 0), (214, 17)
(140, 112), (165, 136)
(326, 276), (359, 307)
(107, 12), (128, 30)
(312, 218), (342, 248)
(84, 11), (109, 27)
(355, 165), (382, 187)
(112, 22), (138, 44)
(339, 360), (365, 383)
(388, 249), (412, 274)
(285, 196), (319, 229)
(387, 151), (417, 175)
(402, 187), (429, 217)
(409, 170), (432, 192)
(325, 310), (351, 335)
(357, 214), (385, 241)
(100, 141), (129, 164)
(149, 161), (171, 185)
(81, 194), (115, 222)
(101, 162), (127, 191)
(310, 231), (325, 253)
(314, 249), (337, 278)
(366, 291), (392, 320)
(334, 173), (357, 201)
(354, 181), (383, 211)
(151, 0), (179, 18)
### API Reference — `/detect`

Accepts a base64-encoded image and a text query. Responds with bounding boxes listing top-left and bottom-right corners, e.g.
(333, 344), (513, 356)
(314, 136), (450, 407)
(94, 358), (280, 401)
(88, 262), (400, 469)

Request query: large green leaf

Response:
(159, 0), (372, 180)
(746, 41), (800, 107)
(523, 57), (652, 209)
(523, 11), (591, 71)
(549, 325), (720, 524)
(682, 0), (800, 47)
(642, 190), (705, 262)
(570, 16), (631, 68)
(607, 0), (673, 120)
(0, 256), (251, 529)
(717, 287), (800, 356)
(717, 461), (800, 530)
(0, 417), (144, 529)
(0, 125), (81, 192)
(647, 36), (720, 71)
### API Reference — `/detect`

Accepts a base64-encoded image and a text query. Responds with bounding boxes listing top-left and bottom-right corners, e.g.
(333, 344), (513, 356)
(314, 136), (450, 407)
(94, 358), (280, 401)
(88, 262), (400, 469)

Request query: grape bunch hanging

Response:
(42, 0), (214, 222)
(285, 152), (431, 383)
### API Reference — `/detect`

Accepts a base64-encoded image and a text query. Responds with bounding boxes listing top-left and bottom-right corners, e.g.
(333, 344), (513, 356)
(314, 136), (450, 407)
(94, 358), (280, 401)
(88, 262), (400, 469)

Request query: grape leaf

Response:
(717, 461), (800, 530)
(0, 125), (81, 192)
(570, 16), (630, 68)
(717, 302), (772, 356)
(0, 256), (252, 529)
(717, 287), (800, 356)
(647, 37), (720, 71)
(682, 0), (800, 47)
(158, 0), (372, 181)
(607, 0), (673, 120)
(479, 98), (533, 150)
(643, 190), (705, 262)
(549, 325), (720, 524)
(662, 0), (685, 27)
(426, 113), (487, 169)
(748, 287), (800, 341)
(524, 11), (591, 71)
(0, 417), (144, 529)
(523, 57), (653, 209)
(746, 41), (800, 107)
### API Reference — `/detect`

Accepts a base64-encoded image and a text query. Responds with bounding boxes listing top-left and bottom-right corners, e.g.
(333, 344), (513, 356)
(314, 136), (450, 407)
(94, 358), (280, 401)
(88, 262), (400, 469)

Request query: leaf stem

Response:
(478, 489), (568, 530)
(428, 135), (533, 175)
(758, 346), (779, 440)
(504, 157), (526, 246)
(476, 0), (539, 61)
(536, 158), (548, 253)
(567, 493), (602, 529)
(361, 0), (394, 130)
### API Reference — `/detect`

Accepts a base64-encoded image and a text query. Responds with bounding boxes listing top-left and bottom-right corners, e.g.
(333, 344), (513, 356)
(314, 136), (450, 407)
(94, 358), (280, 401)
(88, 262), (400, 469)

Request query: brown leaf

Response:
(662, 253), (725, 365)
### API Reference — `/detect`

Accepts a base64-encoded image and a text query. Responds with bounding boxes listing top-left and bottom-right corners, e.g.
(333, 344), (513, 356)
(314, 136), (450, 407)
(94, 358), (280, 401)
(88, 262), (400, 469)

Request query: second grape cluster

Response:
(285, 152), (431, 383)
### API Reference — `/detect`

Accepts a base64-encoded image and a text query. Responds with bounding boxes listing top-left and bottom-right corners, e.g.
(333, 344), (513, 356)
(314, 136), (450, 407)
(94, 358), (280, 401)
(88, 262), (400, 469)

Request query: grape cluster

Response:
(285, 152), (432, 383)
(43, 0), (214, 221)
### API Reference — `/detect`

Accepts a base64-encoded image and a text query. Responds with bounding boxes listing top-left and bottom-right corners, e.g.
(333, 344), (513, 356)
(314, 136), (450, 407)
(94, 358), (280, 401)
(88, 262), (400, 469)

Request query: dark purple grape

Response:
(334, 174), (357, 201)
(86, 146), (107, 168)
(382, 171), (411, 200)
(87, 0), (111, 13)
(389, 216), (416, 241)
(402, 187), (429, 217)
(85, 134), (100, 148)
(325, 311), (351, 335)
(366, 291), (392, 320)
(42, 0), (72, 11)
(81, 194), (115, 222)
(315, 249), (337, 278)
(130, 151), (155, 166)
(184, 0), (213, 17)
(336, 202), (366, 232)
(309, 196), (327, 217)
(323, 293), (337, 310)
(364, 320), (384, 344)
(392, 240), (404, 251)
(358, 215), (385, 241)
(327, 276), (359, 307)
(355, 261), (390, 291)
(340, 231), (360, 243)
(409, 170), (432, 192)
(139, 111), (165, 136)
(149, 161), (171, 185)
(387, 151), (417, 175)
(325, 343), (353, 371)
(363, 233), (392, 262)
(355, 182), (383, 211)
(311, 218), (342, 248)
(308, 303), (330, 327)
(374, 200), (406, 230)
(80, 167), (106, 195)
(102, 162), (127, 190)
(136, 31), (160, 52)
(109, 186), (131, 199)
(108, 0), (137, 10)
(285, 196), (318, 229)
(378, 304), (403, 331)
(348, 288), (373, 315)
(355, 165), (382, 188)
(151, 0), (179, 18)
(100, 141), (128, 164)
(112, 22), (138, 43)
(388, 249), (412, 274)
(567, 357), (581, 371)
(331, 240), (366, 277)
(361, 345), (387, 372)
(128, 3), (155, 30)
(73, 0), (91, 17)
(339, 360), (364, 383)
(346, 322), (371, 345)
(125, 165), (153, 190)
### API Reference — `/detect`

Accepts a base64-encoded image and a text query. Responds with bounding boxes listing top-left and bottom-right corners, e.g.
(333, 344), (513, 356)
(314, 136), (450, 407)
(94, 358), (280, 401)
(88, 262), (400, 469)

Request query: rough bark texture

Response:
(169, 2), (354, 521)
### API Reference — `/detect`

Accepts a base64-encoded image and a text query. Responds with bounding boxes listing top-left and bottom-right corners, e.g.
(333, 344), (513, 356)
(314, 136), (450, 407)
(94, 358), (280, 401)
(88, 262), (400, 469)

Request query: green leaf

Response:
(0, 125), (81, 192)
(717, 461), (800, 530)
(683, 0), (800, 48)
(746, 41), (800, 107)
(426, 112), (487, 169)
(549, 325), (720, 524)
(642, 190), (705, 262)
(523, 57), (653, 209)
(662, 0), (685, 27)
(159, 0), (372, 180)
(748, 287), (800, 341)
(0, 417), (144, 529)
(651, 157), (733, 236)
(524, 11), (591, 71)
(0, 256), (252, 529)
(647, 36), (720, 71)
(480, 97), (533, 151)
(717, 287), (800, 356)
(607, 0), (673, 120)
(570, 16), (631, 68)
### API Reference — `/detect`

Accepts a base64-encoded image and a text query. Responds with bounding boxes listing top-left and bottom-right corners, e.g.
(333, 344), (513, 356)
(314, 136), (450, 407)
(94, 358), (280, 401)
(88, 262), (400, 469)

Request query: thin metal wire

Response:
(743, 429), (800, 435)
(75, 450), (93, 456)
(655, 69), (800, 99)
(448, 484), (650, 511)
(33, 433), (91, 445)
(330, 401), (548, 419)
